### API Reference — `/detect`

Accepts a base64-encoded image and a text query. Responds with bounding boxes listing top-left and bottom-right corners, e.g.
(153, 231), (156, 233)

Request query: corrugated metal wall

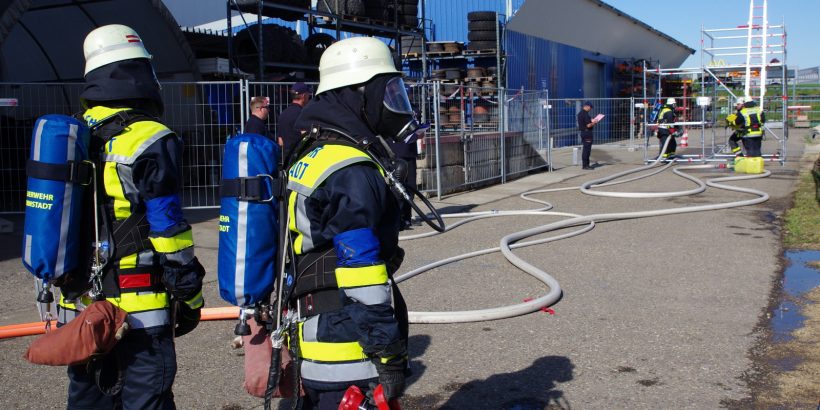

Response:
(422, 0), (525, 41)
(504, 30), (614, 98)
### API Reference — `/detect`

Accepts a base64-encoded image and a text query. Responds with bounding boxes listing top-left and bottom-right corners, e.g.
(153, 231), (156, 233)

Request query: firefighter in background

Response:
(726, 96), (746, 156)
(287, 36), (414, 408)
(656, 97), (678, 160)
(734, 97), (766, 157)
(58, 24), (205, 408)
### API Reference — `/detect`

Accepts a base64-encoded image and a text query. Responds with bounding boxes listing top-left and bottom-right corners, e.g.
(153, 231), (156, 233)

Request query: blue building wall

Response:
(504, 30), (614, 98)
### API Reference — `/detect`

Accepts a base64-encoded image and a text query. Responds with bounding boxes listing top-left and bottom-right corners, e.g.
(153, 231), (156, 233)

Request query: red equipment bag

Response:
(242, 319), (301, 398)
(24, 300), (129, 366)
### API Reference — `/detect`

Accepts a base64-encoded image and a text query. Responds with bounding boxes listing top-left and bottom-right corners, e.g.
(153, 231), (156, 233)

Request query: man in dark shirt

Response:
(577, 101), (596, 170)
(277, 82), (312, 162)
(244, 96), (274, 140)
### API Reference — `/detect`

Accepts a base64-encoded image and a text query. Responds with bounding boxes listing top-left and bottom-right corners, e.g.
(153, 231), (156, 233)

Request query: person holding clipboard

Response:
(577, 101), (604, 170)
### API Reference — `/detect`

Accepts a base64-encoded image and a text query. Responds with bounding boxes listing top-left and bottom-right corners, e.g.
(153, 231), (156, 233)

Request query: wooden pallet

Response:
(401, 52), (423, 58)
(316, 14), (418, 31)
(463, 76), (497, 82)
(463, 49), (498, 56)
(425, 50), (461, 58)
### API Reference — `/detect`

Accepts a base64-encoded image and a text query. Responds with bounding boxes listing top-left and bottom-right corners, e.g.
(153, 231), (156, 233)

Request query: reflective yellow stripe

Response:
(58, 294), (92, 310)
(119, 253), (138, 269)
(288, 145), (373, 189)
(184, 290), (204, 309)
(150, 229), (194, 253)
(298, 321), (368, 362)
(103, 162), (131, 219)
(335, 264), (388, 288)
(288, 192), (305, 254)
(107, 291), (169, 312)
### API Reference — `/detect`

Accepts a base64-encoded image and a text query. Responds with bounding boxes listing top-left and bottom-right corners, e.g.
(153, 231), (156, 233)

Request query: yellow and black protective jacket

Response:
(57, 106), (202, 329)
(286, 136), (406, 390)
(656, 106), (676, 136)
(735, 105), (766, 137)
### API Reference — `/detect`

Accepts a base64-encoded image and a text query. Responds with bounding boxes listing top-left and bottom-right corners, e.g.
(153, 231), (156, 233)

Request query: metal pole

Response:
(421, 0), (427, 80)
(546, 89), (552, 171)
(629, 96), (635, 148)
(239, 79), (247, 133)
(500, 88), (506, 183)
(227, 0), (233, 76)
(642, 60), (648, 163)
(257, 0), (264, 80)
(433, 82), (442, 200)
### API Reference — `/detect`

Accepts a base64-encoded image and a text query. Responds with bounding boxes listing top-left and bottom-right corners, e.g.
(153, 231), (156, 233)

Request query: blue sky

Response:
(607, 0), (818, 70)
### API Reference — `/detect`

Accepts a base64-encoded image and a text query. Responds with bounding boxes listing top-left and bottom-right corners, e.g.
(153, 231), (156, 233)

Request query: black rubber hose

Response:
(263, 346), (282, 410)
(406, 184), (445, 232)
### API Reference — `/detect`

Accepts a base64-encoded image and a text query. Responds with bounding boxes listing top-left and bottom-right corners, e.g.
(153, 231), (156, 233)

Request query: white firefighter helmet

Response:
(83, 24), (152, 76)
(315, 36), (400, 95)
(735, 96), (746, 105)
(666, 97), (676, 105)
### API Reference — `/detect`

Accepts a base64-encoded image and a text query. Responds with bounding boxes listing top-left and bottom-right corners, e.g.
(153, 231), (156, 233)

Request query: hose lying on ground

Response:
(397, 139), (771, 324)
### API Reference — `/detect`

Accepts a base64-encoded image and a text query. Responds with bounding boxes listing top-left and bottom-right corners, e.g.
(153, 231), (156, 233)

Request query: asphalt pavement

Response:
(0, 130), (809, 409)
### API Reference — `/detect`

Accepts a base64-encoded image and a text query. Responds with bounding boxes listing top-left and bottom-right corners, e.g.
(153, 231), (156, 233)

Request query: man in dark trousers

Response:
(577, 101), (596, 170)
(277, 82), (312, 162)
(244, 96), (274, 140)
(656, 98), (678, 160)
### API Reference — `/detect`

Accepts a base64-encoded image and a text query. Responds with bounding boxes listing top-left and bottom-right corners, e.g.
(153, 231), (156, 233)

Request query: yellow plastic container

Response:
(733, 156), (765, 174)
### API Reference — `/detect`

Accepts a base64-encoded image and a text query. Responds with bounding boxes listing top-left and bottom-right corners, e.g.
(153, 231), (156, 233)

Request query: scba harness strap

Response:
(87, 110), (159, 267)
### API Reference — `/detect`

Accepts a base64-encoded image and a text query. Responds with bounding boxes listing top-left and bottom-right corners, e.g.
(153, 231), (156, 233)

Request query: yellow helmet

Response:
(83, 24), (152, 76)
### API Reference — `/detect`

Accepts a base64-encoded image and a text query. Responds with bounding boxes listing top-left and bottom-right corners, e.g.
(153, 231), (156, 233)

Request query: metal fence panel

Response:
(2, 81), (800, 213)
(0, 81), (243, 213)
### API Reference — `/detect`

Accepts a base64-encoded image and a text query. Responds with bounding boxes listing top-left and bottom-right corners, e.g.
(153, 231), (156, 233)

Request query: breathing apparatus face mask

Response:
(376, 77), (419, 142)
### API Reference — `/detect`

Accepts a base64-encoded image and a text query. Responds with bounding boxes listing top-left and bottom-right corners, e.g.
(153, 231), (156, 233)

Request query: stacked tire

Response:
(233, 24), (305, 75)
(304, 33), (336, 65)
(234, 0), (309, 21)
(394, 0), (419, 27)
(466, 11), (499, 51)
(317, 0), (366, 16)
(400, 34), (423, 55)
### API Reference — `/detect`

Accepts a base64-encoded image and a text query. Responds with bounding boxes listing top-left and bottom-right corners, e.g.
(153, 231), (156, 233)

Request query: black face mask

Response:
(377, 105), (419, 143)
(363, 76), (419, 142)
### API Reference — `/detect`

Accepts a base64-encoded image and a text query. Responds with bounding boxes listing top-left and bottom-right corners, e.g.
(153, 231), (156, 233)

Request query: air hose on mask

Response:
(395, 136), (771, 324)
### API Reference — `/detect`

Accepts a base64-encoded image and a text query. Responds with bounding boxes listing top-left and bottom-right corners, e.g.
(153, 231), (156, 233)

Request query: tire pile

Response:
(233, 24), (306, 75)
(233, 0), (310, 21)
(466, 11), (499, 51)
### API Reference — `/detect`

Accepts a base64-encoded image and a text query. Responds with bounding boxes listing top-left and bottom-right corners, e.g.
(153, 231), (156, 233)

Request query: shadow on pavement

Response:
(439, 355), (575, 410)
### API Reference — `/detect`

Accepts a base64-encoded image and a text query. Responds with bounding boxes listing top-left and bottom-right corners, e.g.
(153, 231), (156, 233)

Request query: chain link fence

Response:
(0, 81), (797, 213)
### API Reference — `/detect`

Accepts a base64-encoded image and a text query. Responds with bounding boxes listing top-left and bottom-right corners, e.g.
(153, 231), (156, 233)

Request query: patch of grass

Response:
(783, 164), (820, 249)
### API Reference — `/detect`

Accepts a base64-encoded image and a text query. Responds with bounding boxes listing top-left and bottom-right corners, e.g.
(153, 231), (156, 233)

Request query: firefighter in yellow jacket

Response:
(57, 24), (205, 409)
(287, 37), (416, 408)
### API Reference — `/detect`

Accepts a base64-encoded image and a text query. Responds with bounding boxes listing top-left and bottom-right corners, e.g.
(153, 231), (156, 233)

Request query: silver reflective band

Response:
(343, 284), (391, 306)
(85, 42), (150, 61)
(321, 58), (396, 76)
(300, 359), (378, 382)
(127, 309), (171, 329)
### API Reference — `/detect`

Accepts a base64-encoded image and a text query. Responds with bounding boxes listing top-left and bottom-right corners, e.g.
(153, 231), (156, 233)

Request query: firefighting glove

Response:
(371, 357), (407, 401)
(174, 301), (201, 338)
(161, 257), (206, 307)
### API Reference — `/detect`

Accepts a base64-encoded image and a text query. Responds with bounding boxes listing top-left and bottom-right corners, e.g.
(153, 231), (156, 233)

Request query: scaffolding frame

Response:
(641, 0), (787, 165)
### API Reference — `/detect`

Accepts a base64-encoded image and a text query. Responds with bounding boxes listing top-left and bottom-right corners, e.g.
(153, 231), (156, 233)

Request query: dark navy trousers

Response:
(66, 326), (176, 410)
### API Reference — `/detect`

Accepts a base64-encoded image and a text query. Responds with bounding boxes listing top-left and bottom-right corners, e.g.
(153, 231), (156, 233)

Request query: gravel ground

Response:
(0, 131), (806, 409)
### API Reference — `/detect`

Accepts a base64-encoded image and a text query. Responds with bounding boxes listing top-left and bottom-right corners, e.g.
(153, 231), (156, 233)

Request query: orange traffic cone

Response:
(680, 131), (689, 148)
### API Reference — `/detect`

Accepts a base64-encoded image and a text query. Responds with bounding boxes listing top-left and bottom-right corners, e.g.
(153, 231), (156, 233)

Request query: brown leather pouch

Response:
(242, 319), (302, 399)
(24, 300), (129, 366)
